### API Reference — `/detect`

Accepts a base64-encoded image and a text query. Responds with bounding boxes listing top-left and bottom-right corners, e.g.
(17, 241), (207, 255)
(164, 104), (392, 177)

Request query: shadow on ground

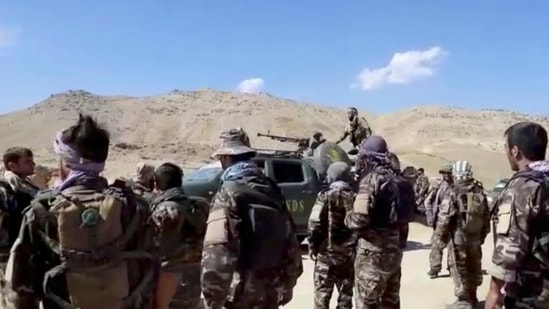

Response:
(404, 241), (431, 251)
(413, 213), (430, 227)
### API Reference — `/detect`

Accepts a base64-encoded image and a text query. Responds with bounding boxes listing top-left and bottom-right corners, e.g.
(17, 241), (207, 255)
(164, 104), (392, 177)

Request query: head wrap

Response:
(357, 136), (391, 171)
(53, 131), (106, 191)
(326, 161), (351, 184)
(135, 162), (155, 183)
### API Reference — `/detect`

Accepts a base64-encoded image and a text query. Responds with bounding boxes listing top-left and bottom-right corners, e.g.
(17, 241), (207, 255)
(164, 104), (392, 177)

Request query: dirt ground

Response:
(286, 221), (495, 308)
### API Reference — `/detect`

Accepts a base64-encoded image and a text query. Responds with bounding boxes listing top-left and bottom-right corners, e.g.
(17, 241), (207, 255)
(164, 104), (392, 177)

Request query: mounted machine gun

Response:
(256, 132), (310, 152)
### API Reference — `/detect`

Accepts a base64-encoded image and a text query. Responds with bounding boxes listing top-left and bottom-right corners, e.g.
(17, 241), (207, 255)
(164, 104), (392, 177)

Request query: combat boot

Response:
(427, 269), (439, 279)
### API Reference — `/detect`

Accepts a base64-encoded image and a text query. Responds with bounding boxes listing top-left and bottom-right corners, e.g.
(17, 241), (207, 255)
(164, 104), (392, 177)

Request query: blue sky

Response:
(0, 1), (548, 115)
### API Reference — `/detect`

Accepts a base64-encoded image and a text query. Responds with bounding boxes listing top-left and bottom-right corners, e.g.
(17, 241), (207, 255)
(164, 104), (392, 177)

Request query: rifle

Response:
(256, 132), (310, 150)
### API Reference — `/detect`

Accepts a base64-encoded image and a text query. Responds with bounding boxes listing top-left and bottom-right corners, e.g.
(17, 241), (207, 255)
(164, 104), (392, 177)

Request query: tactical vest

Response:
(223, 175), (291, 271)
(454, 182), (487, 236)
(325, 183), (356, 253)
(151, 191), (209, 265)
(369, 169), (400, 229)
(32, 182), (156, 309)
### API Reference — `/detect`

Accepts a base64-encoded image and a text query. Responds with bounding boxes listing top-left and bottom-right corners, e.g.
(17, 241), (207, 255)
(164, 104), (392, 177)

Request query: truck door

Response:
(265, 158), (320, 237)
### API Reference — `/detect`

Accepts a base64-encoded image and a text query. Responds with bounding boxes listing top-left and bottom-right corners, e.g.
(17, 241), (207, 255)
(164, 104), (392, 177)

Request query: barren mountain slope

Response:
(0, 89), (547, 186)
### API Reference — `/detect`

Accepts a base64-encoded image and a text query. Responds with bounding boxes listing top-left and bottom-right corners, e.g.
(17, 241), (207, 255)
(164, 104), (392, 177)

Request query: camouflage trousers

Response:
(447, 241), (483, 302)
(222, 269), (282, 309)
(313, 253), (354, 309)
(170, 263), (203, 309)
(429, 231), (449, 273)
(354, 248), (402, 309)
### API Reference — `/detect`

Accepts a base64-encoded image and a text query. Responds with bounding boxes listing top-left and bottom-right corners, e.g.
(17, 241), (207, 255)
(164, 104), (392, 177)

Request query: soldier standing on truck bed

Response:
(201, 128), (303, 309)
(336, 107), (373, 148)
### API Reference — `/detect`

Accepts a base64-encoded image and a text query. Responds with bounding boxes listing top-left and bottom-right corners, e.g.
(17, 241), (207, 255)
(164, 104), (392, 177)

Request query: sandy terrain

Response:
(1, 89), (548, 187)
(287, 222), (495, 308)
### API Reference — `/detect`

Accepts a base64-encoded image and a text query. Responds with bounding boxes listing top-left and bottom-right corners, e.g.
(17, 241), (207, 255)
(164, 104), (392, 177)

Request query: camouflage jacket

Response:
(132, 182), (155, 204)
(435, 178), (490, 245)
(201, 169), (303, 308)
(344, 168), (401, 253)
(414, 174), (430, 199)
(0, 177), (158, 309)
(151, 187), (202, 271)
(340, 117), (372, 147)
(425, 180), (452, 227)
(489, 162), (549, 304)
(307, 181), (356, 258)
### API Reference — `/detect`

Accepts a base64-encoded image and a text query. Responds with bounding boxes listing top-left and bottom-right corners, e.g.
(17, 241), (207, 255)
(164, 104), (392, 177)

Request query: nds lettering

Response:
(286, 200), (305, 212)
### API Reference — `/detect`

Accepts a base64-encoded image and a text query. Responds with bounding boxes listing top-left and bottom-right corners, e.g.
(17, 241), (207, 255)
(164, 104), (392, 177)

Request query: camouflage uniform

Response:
(0, 177), (157, 309)
(425, 169), (453, 277)
(489, 160), (549, 308)
(338, 107), (373, 148)
(414, 171), (430, 212)
(308, 162), (356, 309)
(133, 162), (156, 203)
(435, 161), (490, 308)
(345, 136), (402, 309)
(150, 186), (205, 309)
(201, 128), (303, 309)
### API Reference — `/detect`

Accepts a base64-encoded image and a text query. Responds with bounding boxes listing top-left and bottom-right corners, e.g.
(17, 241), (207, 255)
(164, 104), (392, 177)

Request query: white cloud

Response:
(352, 46), (446, 91)
(236, 78), (265, 94)
(0, 25), (19, 48)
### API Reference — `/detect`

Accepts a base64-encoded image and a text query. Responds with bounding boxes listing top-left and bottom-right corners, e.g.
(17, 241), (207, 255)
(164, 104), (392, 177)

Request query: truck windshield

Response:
(184, 167), (223, 182)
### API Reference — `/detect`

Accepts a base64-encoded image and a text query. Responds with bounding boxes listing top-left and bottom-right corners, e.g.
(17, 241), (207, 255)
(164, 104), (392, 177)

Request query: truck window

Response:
(272, 161), (305, 183)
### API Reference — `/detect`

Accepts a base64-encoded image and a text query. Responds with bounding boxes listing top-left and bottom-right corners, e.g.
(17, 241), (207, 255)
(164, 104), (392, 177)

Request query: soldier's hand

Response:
(279, 289), (293, 306)
(308, 250), (317, 261)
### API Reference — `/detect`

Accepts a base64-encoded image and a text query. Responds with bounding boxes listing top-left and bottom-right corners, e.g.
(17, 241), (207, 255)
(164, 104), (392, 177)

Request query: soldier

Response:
(485, 122), (549, 309)
(201, 128), (303, 309)
(414, 167), (430, 211)
(388, 152), (416, 250)
(308, 161), (356, 309)
(336, 107), (373, 148)
(435, 160), (490, 308)
(345, 135), (402, 308)
(0, 114), (157, 308)
(132, 162), (156, 200)
(151, 162), (208, 309)
(425, 164), (453, 279)
(0, 148), (39, 270)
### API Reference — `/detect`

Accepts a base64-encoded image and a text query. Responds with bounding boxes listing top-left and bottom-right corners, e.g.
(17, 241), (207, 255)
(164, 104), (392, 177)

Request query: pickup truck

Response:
(182, 143), (352, 242)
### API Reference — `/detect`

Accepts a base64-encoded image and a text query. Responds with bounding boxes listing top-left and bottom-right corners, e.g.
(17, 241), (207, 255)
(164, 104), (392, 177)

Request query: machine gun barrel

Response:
(257, 132), (306, 143)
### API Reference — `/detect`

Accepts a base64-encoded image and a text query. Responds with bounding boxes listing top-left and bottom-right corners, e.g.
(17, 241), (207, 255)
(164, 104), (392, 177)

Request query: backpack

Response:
(222, 176), (290, 271)
(185, 196), (210, 239)
(38, 183), (155, 309)
(369, 169), (401, 228)
(455, 182), (487, 235)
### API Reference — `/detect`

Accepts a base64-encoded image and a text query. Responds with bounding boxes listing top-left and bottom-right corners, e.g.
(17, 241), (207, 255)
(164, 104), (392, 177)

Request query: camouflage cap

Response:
(212, 128), (256, 157)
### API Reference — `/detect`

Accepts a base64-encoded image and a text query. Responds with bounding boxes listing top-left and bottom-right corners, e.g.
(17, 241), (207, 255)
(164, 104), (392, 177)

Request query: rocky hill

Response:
(0, 89), (547, 186)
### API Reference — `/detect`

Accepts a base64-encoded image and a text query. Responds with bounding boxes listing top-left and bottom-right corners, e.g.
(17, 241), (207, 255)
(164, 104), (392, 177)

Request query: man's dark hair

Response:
(3, 147), (33, 169)
(155, 162), (183, 191)
(504, 122), (548, 161)
(231, 152), (256, 163)
(418, 167), (424, 173)
(61, 114), (110, 163)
